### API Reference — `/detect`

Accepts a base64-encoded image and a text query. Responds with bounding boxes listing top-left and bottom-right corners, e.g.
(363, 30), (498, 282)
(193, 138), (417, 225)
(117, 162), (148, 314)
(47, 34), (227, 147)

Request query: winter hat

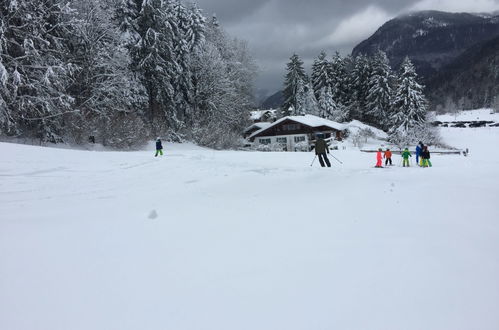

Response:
(156, 137), (161, 140)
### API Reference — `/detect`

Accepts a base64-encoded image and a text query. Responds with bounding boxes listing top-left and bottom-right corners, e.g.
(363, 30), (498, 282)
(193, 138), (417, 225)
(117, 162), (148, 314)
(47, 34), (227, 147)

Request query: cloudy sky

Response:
(195, 0), (499, 95)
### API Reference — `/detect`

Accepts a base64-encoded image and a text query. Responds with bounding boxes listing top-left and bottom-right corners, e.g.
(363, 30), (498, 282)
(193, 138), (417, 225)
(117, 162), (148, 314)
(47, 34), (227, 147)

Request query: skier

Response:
(155, 137), (163, 157)
(421, 146), (432, 167)
(314, 134), (331, 167)
(415, 141), (423, 166)
(375, 148), (383, 168)
(384, 148), (393, 166)
(402, 148), (412, 167)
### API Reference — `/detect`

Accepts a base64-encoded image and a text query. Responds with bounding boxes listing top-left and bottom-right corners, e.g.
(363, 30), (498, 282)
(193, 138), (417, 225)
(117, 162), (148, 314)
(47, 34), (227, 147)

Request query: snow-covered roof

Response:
(244, 122), (272, 133)
(249, 114), (346, 139)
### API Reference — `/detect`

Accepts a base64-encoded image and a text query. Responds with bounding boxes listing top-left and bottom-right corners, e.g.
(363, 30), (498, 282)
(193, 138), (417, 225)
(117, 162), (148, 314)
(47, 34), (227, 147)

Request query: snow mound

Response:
(344, 120), (388, 140)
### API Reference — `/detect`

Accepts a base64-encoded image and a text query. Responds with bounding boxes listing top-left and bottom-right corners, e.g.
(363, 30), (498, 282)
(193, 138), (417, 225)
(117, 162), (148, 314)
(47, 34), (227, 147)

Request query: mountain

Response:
(261, 90), (283, 109)
(426, 35), (499, 111)
(352, 10), (499, 81)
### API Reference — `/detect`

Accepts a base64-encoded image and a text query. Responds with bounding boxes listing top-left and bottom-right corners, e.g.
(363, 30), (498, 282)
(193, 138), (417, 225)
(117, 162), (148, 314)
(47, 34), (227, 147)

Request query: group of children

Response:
(376, 142), (432, 168)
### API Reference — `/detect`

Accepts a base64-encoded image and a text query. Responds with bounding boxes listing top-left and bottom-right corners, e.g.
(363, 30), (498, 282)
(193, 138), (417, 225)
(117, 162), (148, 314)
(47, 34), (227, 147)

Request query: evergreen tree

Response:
(366, 50), (393, 128)
(318, 86), (337, 119)
(311, 51), (331, 100)
(115, 0), (141, 40)
(67, 0), (147, 145)
(299, 82), (319, 116)
(329, 52), (348, 107)
(0, 0), (255, 149)
(191, 17), (255, 148)
(172, 0), (194, 127)
(350, 54), (372, 121)
(0, 0), (76, 141)
(282, 54), (307, 117)
(341, 54), (356, 114)
(128, 0), (177, 131)
(390, 57), (427, 136)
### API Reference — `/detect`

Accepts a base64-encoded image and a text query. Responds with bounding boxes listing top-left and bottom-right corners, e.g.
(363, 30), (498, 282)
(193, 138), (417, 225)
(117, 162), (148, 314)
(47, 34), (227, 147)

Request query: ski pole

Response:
(310, 155), (317, 167)
(329, 153), (343, 164)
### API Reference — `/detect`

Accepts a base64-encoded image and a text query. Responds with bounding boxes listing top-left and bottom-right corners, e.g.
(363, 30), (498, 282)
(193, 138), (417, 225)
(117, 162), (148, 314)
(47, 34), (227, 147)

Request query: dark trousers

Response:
(385, 157), (392, 166)
(318, 153), (331, 167)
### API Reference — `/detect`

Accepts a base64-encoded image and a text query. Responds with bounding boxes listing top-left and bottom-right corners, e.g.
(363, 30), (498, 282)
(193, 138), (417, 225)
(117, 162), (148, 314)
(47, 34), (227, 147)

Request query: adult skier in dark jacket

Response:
(155, 138), (163, 157)
(315, 135), (331, 167)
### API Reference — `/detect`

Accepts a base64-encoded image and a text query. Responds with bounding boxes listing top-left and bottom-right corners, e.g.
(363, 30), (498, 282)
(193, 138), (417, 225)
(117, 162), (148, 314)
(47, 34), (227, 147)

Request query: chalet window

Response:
(282, 123), (300, 131)
(276, 137), (287, 143)
(294, 136), (305, 143)
(259, 138), (271, 145)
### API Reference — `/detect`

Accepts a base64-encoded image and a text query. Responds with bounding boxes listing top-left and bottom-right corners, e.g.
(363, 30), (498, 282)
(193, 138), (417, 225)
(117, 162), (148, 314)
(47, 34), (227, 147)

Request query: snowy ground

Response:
(1, 126), (499, 330)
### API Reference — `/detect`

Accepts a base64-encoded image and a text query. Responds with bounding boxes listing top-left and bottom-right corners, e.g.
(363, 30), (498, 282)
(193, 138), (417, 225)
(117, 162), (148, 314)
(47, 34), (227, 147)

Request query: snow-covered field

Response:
(436, 108), (498, 122)
(1, 125), (499, 330)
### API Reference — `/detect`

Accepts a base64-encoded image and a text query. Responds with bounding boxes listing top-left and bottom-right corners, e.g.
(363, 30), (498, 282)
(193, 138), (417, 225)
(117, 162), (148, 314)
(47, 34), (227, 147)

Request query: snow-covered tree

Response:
(126, 0), (177, 131)
(318, 86), (336, 118)
(350, 54), (372, 121)
(0, 0), (255, 149)
(311, 51), (331, 100)
(66, 0), (147, 145)
(366, 50), (393, 128)
(389, 57), (428, 143)
(294, 78), (306, 115)
(0, 0), (76, 141)
(329, 52), (348, 107)
(190, 20), (255, 149)
(115, 0), (141, 40)
(299, 82), (319, 116)
(282, 54), (308, 117)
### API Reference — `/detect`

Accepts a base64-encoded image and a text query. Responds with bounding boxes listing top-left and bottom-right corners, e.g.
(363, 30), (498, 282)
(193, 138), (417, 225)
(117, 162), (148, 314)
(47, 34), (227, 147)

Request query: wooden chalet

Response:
(249, 115), (345, 151)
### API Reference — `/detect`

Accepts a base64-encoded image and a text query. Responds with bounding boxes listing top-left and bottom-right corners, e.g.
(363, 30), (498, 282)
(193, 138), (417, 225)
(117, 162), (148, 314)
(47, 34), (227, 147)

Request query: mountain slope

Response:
(426, 35), (499, 110)
(352, 11), (499, 81)
(261, 90), (283, 109)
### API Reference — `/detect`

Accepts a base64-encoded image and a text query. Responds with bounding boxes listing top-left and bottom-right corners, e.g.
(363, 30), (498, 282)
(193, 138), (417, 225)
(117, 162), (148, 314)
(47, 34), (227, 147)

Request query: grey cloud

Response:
(194, 0), (499, 93)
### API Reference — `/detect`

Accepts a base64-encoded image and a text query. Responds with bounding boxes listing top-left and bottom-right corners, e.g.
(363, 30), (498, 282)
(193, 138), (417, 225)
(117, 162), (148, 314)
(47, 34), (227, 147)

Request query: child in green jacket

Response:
(402, 148), (412, 167)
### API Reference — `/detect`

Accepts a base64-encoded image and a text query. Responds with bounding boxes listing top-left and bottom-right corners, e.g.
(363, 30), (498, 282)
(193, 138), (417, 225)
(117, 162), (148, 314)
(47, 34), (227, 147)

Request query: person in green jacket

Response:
(402, 148), (412, 167)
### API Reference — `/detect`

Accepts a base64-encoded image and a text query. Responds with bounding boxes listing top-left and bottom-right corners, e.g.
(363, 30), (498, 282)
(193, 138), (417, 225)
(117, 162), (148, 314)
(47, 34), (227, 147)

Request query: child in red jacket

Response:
(375, 148), (383, 167)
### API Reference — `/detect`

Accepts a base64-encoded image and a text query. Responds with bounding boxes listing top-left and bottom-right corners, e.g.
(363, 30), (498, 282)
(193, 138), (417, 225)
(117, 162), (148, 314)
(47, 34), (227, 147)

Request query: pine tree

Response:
(299, 82), (319, 116)
(66, 0), (147, 145)
(191, 17), (255, 149)
(311, 51), (331, 100)
(282, 54), (307, 117)
(350, 54), (372, 121)
(0, 0), (76, 141)
(115, 0), (141, 40)
(329, 52), (348, 107)
(366, 50), (393, 128)
(128, 0), (178, 131)
(318, 86), (337, 118)
(390, 57), (427, 136)
(172, 0), (194, 127)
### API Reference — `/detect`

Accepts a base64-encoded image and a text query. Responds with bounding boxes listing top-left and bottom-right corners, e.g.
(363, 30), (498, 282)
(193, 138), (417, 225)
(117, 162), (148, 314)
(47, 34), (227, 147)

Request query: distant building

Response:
(248, 114), (345, 152)
(250, 109), (277, 123)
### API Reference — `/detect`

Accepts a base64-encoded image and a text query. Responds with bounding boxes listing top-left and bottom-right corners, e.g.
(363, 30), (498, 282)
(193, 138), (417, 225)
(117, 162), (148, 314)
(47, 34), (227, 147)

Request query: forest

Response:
(0, 0), (257, 148)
